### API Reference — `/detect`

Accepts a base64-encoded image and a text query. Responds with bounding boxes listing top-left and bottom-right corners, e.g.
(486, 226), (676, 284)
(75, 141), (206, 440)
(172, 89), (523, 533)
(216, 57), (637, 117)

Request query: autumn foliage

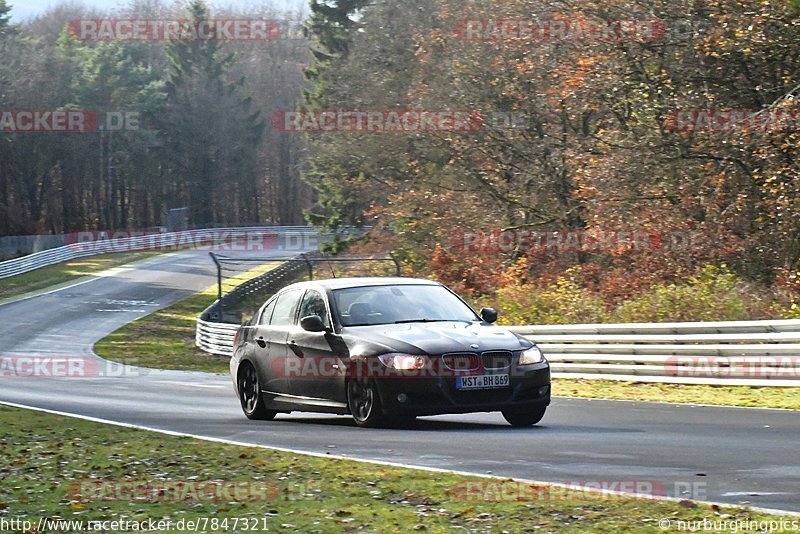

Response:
(304, 0), (800, 321)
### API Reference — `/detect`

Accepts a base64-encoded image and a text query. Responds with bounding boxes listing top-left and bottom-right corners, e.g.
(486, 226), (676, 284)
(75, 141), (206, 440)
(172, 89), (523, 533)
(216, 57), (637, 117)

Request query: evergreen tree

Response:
(0, 0), (13, 38)
(303, 0), (370, 107)
(301, 0), (371, 237)
(160, 0), (264, 225)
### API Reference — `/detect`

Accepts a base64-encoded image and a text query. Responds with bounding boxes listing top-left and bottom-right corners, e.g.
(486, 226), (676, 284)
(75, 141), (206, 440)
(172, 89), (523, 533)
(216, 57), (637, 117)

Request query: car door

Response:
(246, 297), (277, 391)
(252, 289), (303, 398)
(288, 289), (346, 406)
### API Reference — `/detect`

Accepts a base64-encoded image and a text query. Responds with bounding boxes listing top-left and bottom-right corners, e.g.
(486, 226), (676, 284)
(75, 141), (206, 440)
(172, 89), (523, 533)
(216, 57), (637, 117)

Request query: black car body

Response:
(230, 278), (551, 427)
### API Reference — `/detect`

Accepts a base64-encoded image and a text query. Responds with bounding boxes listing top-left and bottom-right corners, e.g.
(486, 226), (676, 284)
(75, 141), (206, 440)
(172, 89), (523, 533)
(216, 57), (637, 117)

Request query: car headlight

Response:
(378, 353), (429, 370)
(519, 346), (544, 365)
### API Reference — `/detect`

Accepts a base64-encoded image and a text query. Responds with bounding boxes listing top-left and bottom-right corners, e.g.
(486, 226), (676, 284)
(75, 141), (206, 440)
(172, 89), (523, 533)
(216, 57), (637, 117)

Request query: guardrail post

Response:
(209, 252), (223, 321)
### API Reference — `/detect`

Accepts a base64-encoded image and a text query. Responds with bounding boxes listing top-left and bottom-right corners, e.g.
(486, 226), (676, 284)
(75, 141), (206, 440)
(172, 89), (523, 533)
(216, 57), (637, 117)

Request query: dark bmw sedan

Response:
(230, 278), (551, 427)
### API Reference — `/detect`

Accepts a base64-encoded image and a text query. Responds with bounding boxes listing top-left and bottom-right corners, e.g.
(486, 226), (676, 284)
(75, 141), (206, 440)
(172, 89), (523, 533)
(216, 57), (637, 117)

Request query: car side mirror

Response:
(480, 307), (498, 324)
(300, 315), (327, 332)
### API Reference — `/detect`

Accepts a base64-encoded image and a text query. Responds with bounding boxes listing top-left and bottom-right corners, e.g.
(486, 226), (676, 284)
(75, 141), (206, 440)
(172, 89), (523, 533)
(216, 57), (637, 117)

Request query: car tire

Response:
(502, 406), (547, 427)
(238, 362), (277, 421)
(347, 377), (386, 428)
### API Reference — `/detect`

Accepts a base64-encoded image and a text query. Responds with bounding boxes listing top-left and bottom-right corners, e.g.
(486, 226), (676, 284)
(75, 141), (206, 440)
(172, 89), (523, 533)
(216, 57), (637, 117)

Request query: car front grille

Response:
(481, 351), (513, 370)
(442, 353), (482, 372)
(442, 351), (514, 371)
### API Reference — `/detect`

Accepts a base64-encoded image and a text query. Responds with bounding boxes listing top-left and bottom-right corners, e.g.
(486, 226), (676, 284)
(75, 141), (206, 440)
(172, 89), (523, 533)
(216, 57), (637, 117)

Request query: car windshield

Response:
(333, 284), (480, 327)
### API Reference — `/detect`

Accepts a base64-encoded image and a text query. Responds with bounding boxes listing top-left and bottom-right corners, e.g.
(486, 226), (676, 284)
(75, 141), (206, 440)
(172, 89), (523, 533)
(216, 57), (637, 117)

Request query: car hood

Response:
(342, 321), (531, 356)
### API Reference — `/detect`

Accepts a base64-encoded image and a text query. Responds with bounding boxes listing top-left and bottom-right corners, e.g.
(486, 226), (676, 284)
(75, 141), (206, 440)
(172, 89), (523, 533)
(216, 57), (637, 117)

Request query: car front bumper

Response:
(374, 362), (551, 416)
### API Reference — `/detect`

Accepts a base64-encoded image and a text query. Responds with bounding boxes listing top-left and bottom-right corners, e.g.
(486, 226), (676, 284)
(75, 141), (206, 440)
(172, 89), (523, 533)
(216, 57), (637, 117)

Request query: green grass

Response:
(94, 264), (278, 374)
(0, 251), (159, 301)
(0, 404), (792, 533)
(554, 379), (800, 410)
(94, 288), (228, 374)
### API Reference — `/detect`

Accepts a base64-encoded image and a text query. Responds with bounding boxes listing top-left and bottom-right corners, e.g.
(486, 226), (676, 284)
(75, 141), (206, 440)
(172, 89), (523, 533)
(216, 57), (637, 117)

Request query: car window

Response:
(270, 289), (303, 326)
(258, 298), (277, 325)
(297, 290), (329, 326)
(333, 284), (480, 326)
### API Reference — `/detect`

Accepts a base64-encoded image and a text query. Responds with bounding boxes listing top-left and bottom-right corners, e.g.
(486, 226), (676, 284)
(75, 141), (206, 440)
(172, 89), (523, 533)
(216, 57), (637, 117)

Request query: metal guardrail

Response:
(0, 226), (321, 280)
(196, 319), (239, 357)
(510, 320), (800, 386)
(506, 320), (800, 335)
(198, 311), (800, 385)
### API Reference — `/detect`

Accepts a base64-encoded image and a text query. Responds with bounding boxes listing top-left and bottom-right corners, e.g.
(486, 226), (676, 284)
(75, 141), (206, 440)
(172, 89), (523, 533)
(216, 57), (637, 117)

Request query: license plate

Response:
(456, 374), (510, 390)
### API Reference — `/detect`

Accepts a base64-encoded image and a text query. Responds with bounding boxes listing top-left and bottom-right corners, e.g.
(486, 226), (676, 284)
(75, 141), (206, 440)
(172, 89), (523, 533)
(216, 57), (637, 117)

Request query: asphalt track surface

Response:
(0, 250), (798, 513)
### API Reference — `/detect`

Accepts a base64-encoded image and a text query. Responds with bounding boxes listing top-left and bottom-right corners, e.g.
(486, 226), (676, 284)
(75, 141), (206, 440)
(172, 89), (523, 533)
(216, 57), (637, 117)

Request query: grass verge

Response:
(554, 379), (800, 410)
(0, 251), (158, 301)
(94, 264), (277, 374)
(0, 404), (791, 533)
(94, 288), (227, 373)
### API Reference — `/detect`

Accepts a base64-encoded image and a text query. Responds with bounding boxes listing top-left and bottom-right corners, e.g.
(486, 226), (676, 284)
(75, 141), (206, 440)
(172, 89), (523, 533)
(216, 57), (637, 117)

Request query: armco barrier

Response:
(198, 304), (800, 385)
(196, 319), (239, 357)
(0, 226), (321, 280)
(509, 321), (800, 386)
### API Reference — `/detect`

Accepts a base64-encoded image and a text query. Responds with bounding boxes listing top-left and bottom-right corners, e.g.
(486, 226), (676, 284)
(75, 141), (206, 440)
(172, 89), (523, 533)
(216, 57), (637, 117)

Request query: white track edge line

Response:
(0, 400), (797, 518)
